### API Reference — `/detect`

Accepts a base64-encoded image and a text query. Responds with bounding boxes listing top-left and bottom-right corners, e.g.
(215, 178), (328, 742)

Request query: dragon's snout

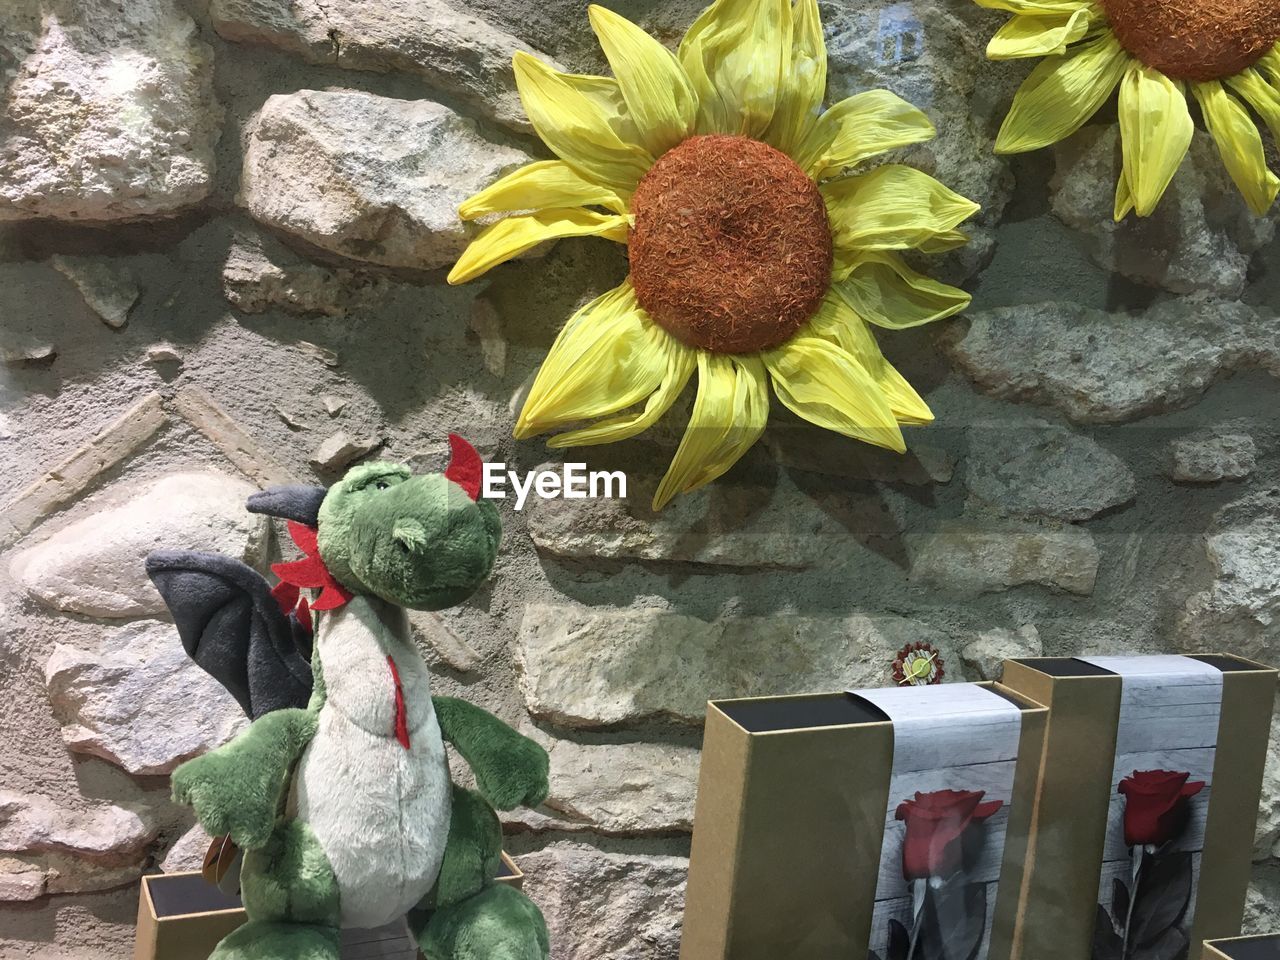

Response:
(392, 518), (429, 553)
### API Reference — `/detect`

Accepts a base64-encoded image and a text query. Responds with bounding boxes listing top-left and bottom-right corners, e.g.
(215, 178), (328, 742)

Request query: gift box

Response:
(1203, 936), (1280, 959)
(134, 854), (524, 960)
(679, 682), (1048, 960)
(1000, 655), (1276, 960)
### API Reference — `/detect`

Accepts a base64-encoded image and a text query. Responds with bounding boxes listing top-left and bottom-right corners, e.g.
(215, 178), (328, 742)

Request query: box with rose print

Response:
(678, 681), (1048, 960)
(1000, 655), (1277, 960)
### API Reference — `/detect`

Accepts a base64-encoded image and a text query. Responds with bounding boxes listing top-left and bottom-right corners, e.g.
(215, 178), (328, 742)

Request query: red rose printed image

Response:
(1092, 769), (1205, 960)
(1117, 770), (1205, 848)
(871, 789), (1003, 960)
(894, 789), (1003, 882)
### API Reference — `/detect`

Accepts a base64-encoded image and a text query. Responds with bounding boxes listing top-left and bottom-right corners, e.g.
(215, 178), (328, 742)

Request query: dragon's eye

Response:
(356, 471), (405, 492)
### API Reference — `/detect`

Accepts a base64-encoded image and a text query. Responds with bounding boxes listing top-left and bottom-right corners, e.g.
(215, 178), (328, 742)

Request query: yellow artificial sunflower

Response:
(980, 0), (1280, 217)
(449, 0), (979, 509)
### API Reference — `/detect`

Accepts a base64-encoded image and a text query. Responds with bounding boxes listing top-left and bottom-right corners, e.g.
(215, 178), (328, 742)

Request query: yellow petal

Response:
(679, 0), (793, 137)
(831, 244), (859, 283)
(448, 209), (629, 284)
(797, 91), (935, 180)
(823, 164), (980, 252)
(761, 0), (827, 155)
(512, 52), (653, 193)
(1193, 79), (1280, 216)
(875, 362), (934, 426)
(975, 0), (1091, 13)
(1258, 47), (1280, 86)
(549, 332), (696, 447)
(805, 289), (867, 356)
(986, 10), (1091, 60)
(1226, 68), (1280, 148)
(763, 335), (905, 451)
(569, 73), (649, 147)
(653, 353), (769, 509)
(1113, 166), (1135, 220)
(994, 33), (1128, 154)
(516, 282), (669, 436)
(913, 230), (972, 254)
(458, 160), (629, 220)
(1117, 62), (1193, 218)
(833, 250), (970, 329)
(588, 5), (698, 156)
(805, 294), (933, 425)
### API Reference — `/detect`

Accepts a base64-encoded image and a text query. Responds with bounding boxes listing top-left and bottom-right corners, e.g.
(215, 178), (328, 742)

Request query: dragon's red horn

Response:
(444, 433), (482, 501)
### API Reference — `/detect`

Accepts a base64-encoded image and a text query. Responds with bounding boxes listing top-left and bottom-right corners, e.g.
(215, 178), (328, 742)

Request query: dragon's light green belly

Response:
(291, 595), (452, 928)
(295, 707), (451, 927)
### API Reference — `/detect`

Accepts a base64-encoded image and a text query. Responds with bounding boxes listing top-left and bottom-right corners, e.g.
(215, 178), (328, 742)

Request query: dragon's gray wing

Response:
(145, 550), (313, 719)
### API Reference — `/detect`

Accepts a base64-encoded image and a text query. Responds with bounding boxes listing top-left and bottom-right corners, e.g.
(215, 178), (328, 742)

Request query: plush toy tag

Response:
(202, 834), (243, 895)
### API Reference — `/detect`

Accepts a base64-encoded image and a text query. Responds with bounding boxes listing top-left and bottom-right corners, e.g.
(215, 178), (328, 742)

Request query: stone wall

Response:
(1, 0), (1278, 956)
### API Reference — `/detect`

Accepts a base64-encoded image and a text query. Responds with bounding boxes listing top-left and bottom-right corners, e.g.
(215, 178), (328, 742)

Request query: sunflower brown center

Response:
(628, 134), (832, 354)
(1101, 0), (1280, 81)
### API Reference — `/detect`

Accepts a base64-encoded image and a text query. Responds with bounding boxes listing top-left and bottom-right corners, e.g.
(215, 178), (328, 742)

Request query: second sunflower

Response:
(450, 0), (980, 509)
(980, 0), (1280, 218)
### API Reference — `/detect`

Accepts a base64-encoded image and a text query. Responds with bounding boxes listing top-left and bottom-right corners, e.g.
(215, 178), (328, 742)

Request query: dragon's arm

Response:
(432, 696), (549, 811)
(171, 708), (317, 849)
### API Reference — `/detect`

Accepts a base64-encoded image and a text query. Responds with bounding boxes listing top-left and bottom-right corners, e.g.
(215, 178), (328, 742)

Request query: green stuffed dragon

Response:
(145, 434), (550, 960)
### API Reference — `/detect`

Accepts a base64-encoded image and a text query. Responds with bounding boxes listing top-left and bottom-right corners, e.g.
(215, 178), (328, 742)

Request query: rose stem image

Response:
(888, 790), (1002, 960)
(1097, 769), (1205, 958)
